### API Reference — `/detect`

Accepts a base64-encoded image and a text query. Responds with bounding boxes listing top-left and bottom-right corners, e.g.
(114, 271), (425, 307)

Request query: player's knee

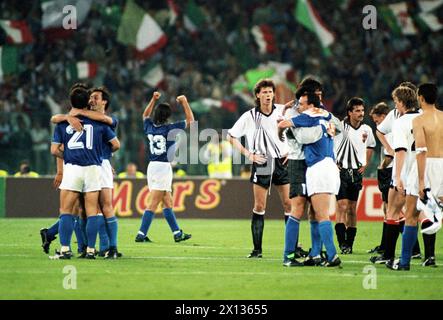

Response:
(254, 204), (266, 213)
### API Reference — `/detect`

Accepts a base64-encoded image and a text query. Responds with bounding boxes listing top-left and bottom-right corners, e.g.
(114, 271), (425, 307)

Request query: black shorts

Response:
(288, 159), (307, 198)
(377, 167), (392, 203)
(336, 168), (363, 201)
(250, 158), (289, 189)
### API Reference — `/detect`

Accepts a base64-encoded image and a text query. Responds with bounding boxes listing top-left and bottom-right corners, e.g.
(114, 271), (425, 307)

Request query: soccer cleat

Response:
(85, 251), (96, 259)
(105, 247), (120, 259)
(323, 255), (341, 267)
(77, 250), (87, 259)
(367, 245), (384, 254)
(49, 249), (72, 260)
(135, 235), (152, 243)
(303, 255), (323, 266)
(247, 250), (262, 258)
(370, 254), (389, 264)
(386, 259), (410, 271)
(40, 228), (56, 254)
(283, 258), (304, 267)
(422, 257), (437, 267)
(341, 246), (353, 254)
(174, 230), (192, 242)
(97, 250), (108, 257)
(411, 252), (422, 260)
(294, 246), (309, 258)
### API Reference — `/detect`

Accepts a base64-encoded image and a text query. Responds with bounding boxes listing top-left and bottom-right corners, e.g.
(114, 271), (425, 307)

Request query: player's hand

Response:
(112, 166), (116, 176)
(282, 155), (289, 165)
(358, 165), (366, 174)
(153, 91), (161, 100)
(386, 147), (395, 157)
(67, 115), (83, 132)
(248, 153), (266, 165)
(278, 119), (293, 129)
(176, 95), (187, 104)
(395, 178), (405, 194)
(53, 173), (62, 189)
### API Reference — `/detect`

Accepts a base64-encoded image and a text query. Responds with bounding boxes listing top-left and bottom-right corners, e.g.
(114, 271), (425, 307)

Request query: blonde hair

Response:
(392, 86), (418, 111)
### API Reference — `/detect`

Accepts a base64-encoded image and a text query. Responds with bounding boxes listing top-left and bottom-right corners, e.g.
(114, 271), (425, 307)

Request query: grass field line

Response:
(1, 268), (442, 279)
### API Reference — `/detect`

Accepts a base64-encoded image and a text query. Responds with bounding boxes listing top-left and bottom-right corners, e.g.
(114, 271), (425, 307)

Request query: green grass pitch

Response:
(0, 218), (442, 300)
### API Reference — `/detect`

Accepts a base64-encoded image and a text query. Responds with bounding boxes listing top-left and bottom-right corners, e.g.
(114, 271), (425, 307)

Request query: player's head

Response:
(254, 79), (275, 107)
(298, 76), (323, 100)
(346, 97), (365, 123)
(298, 92), (320, 112)
(89, 86), (111, 112)
(70, 82), (89, 93)
(369, 102), (389, 125)
(398, 81), (417, 92)
(392, 86), (417, 114)
(153, 103), (171, 125)
(417, 83), (438, 106)
(70, 87), (89, 109)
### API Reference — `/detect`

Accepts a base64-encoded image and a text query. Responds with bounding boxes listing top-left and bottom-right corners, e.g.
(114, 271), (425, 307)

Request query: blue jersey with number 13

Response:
(144, 118), (186, 162)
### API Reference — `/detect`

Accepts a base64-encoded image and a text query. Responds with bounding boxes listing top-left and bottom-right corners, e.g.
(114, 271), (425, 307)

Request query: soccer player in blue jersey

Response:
(279, 91), (341, 267)
(68, 87), (121, 258)
(50, 87), (120, 259)
(135, 92), (193, 243)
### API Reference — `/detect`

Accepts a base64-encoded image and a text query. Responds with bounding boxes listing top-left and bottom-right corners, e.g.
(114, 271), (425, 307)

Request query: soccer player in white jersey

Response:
(279, 92), (341, 267)
(135, 92), (193, 243)
(376, 86), (420, 267)
(391, 83), (443, 270)
(227, 79), (291, 258)
(334, 98), (376, 254)
(51, 88), (120, 259)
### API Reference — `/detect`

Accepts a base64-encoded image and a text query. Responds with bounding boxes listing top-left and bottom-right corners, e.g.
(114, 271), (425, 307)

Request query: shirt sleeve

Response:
(111, 115), (119, 131)
(377, 110), (394, 135)
(228, 112), (249, 138)
(104, 124), (117, 142)
(143, 118), (153, 135)
(366, 126), (376, 148)
(52, 124), (62, 144)
(169, 120), (186, 131)
(291, 114), (319, 127)
(392, 120), (407, 151)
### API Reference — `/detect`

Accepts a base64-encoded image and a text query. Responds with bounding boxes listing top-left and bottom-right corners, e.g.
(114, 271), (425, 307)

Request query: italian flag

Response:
(0, 20), (33, 44)
(41, 0), (91, 39)
(418, 0), (443, 12)
(117, 0), (167, 60)
(295, 0), (335, 55)
(167, 0), (206, 35)
(417, 11), (443, 31)
(379, 2), (417, 35)
(0, 46), (18, 82)
(251, 25), (277, 54)
(141, 63), (165, 88)
(67, 61), (98, 80)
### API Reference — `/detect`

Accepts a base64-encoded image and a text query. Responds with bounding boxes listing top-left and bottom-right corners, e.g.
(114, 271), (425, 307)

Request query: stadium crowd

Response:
(0, 0), (442, 175)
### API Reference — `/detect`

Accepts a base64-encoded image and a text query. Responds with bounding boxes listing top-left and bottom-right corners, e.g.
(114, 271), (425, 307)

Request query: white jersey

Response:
(392, 111), (421, 183)
(228, 104), (288, 158)
(334, 120), (376, 169)
(381, 132), (394, 169)
(377, 109), (401, 135)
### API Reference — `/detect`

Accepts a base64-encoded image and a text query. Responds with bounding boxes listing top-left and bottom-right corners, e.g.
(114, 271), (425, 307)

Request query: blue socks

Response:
(284, 216), (300, 260)
(139, 210), (155, 236)
(73, 216), (86, 253)
(310, 221), (321, 257)
(400, 226), (418, 266)
(97, 214), (109, 252)
(47, 220), (59, 239)
(86, 216), (98, 249)
(58, 214), (74, 247)
(106, 216), (118, 248)
(319, 221), (337, 261)
(163, 208), (180, 233)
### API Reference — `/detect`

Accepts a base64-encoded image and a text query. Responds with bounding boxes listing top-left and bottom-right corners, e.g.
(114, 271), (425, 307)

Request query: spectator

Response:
(118, 162), (145, 178)
(14, 160), (39, 177)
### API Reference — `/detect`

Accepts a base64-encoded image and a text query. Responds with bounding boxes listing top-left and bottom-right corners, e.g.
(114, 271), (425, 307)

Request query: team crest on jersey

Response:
(362, 131), (368, 143)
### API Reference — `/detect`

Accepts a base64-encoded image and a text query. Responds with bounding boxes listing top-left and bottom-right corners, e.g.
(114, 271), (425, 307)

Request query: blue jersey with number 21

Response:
(144, 118), (186, 162)
(52, 116), (116, 166)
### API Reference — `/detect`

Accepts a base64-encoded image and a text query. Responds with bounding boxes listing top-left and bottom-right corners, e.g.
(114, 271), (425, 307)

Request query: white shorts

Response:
(306, 157), (340, 196)
(407, 158), (443, 197)
(147, 161), (173, 192)
(60, 163), (102, 193)
(100, 159), (114, 189)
